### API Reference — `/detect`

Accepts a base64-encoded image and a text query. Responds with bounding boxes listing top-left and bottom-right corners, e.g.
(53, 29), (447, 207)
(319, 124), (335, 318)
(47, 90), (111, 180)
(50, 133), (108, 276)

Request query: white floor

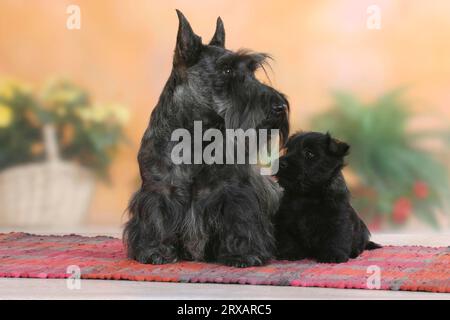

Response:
(0, 229), (449, 300)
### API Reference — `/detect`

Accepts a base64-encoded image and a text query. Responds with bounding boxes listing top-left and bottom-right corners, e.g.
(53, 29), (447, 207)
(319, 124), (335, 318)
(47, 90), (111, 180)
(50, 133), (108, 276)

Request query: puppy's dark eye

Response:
(223, 68), (233, 75)
(304, 150), (315, 160)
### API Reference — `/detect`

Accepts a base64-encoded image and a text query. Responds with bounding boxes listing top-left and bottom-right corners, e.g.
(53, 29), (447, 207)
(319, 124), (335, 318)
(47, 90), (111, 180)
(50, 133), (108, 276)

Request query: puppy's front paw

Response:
(135, 247), (178, 265)
(316, 251), (349, 264)
(220, 255), (266, 268)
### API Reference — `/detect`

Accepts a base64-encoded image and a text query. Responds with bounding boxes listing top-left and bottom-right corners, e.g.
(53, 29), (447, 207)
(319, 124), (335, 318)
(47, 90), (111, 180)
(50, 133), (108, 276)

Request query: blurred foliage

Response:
(0, 77), (129, 179)
(0, 79), (42, 168)
(313, 90), (450, 228)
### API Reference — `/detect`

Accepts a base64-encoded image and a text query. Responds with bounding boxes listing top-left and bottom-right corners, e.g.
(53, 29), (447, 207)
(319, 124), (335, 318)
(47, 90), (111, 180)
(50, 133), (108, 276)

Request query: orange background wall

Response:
(1, 0), (449, 226)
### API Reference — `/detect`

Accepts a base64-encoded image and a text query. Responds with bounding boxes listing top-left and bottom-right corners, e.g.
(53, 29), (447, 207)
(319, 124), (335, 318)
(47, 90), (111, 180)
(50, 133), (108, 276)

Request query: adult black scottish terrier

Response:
(274, 132), (380, 263)
(124, 10), (289, 267)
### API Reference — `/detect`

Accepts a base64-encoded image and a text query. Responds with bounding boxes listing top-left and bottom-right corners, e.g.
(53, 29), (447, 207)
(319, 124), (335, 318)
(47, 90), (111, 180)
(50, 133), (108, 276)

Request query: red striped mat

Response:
(0, 232), (448, 293)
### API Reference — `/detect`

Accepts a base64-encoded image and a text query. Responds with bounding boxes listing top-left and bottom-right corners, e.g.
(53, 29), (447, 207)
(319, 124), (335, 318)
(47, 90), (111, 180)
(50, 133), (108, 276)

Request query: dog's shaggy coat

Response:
(124, 10), (289, 267)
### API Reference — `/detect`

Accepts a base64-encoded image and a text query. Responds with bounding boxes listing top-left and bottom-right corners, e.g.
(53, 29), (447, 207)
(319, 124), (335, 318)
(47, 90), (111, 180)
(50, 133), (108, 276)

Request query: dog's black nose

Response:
(272, 104), (287, 113)
(279, 158), (288, 170)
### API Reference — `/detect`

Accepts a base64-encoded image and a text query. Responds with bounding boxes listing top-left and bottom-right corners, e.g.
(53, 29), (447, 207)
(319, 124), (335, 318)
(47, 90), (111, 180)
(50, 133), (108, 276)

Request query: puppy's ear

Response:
(209, 17), (225, 47)
(325, 131), (332, 146)
(174, 10), (202, 67)
(327, 133), (350, 157)
(337, 141), (350, 156)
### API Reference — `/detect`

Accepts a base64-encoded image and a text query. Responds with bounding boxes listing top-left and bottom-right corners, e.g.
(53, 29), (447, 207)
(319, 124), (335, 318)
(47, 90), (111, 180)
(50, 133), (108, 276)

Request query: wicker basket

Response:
(0, 125), (95, 227)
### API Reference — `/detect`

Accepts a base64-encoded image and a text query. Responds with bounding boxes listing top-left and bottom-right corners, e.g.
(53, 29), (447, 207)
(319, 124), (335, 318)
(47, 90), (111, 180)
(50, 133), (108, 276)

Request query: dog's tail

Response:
(366, 241), (382, 250)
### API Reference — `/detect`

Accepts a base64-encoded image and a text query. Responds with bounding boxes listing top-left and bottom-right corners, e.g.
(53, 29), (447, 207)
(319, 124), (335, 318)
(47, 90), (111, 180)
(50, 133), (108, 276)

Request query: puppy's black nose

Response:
(272, 104), (287, 113)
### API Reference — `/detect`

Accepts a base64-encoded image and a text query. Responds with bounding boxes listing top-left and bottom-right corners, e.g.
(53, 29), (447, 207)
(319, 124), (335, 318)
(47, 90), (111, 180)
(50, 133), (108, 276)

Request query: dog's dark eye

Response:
(304, 150), (315, 160)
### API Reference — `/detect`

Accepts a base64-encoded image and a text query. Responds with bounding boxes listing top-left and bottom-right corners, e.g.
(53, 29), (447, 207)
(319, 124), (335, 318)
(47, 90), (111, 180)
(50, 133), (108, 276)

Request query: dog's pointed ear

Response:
(174, 9), (202, 67)
(209, 17), (225, 47)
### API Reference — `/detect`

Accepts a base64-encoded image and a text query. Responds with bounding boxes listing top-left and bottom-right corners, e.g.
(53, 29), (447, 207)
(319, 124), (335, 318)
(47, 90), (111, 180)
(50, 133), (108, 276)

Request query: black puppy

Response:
(274, 132), (381, 263)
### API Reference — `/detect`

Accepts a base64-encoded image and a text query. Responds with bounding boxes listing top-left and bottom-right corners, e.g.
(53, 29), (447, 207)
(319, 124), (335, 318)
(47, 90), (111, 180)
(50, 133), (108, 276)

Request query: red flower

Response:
(392, 197), (412, 224)
(413, 181), (429, 199)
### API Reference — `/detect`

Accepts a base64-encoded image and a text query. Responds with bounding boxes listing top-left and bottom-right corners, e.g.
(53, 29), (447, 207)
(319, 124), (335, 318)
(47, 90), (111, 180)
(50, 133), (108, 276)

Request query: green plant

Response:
(313, 90), (450, 228)
(0, 79), (43, 168)
(0, 77), (129, 179)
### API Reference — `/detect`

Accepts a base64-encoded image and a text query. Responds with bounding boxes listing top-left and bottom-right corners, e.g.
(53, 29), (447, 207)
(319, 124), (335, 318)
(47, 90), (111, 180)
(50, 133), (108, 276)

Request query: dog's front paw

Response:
(220, 255), (266, 268)
(316, 251), (349, 264)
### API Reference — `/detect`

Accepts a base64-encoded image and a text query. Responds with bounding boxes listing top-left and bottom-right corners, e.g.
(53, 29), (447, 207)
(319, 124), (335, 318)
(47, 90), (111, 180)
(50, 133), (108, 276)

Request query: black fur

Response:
(274, 132), (381, 263)
(124, 10), (289, 267)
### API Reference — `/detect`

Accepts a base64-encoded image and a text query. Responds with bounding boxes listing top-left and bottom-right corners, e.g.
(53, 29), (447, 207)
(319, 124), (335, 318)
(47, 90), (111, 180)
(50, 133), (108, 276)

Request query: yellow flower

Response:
(43, 89), (80, 113)
(0, 104), (13, 128)
(41, 78), (84, 112)
(49, 89), (80, 105)
(0, 78), (32, 100)
(75, 106), (92, 122)
(109, 104), (130, 125)
(90, 105), (108, 122)
(75, 103), (129, 126)
(0, 82), (14, 100)
(75, 105), (107, 123)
